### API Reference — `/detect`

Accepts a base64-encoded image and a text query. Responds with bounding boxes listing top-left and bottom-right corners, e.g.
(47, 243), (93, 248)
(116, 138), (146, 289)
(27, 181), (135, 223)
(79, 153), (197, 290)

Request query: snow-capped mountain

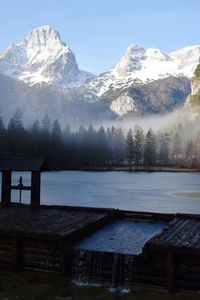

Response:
(115, 44), (200, 79)
(0, 25), (199, 122)
(89, 44), (200, 98)
(86, 44), (199, 116)
(0, 25), (95, 90)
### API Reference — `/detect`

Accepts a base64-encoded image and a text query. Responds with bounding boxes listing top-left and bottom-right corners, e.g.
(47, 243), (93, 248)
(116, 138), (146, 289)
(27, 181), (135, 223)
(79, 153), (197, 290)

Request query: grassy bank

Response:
(0, 271), (200, 300)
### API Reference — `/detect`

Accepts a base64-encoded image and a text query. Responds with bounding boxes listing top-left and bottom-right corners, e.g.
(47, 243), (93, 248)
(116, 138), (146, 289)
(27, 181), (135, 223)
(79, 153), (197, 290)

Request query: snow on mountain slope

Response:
(0, 25), (199, 119)
(0, 25), (199, 97)
(0, 25), (95, 89)
(90, 44), (200, 97)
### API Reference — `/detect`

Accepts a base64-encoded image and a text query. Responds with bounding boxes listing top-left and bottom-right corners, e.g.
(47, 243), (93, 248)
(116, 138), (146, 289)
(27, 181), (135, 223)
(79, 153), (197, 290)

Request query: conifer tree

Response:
(96, 126), (107, 166)
(133, 126), (144, 168)
(158, 133), (169, 165)
(115, 128), (126, 164)
(126, 129), (134, 169)
(7, 109), (26, 156)
(143, 128), (157, 167)
(41, 114), (51, 135)
(0, 114), (5, 156)
(52, 119), (62, 142)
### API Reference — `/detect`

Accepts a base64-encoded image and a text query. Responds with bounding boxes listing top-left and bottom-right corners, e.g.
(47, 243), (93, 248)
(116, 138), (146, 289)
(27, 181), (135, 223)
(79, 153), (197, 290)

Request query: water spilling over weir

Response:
(72, 219), (166, 290)
(1, 200), (200, 294)
(72, 250), (135, 291)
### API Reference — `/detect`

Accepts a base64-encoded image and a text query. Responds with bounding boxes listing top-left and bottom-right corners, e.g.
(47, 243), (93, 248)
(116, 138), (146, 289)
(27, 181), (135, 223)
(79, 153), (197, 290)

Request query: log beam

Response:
(31, 171), (41, 208)
(13, 237), (23, 271)
(167, 253), (176, 293)
(1, 170), (11, 207)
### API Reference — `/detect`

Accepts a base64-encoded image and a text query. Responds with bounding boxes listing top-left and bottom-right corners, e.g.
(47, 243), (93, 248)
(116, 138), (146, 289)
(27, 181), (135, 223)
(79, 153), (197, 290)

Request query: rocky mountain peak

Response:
(0, 26), (199, 120)
(0, 25), (95, 88)
(114, 44), (145, 76)
(126, 44), (145, 55)
(24, 25), (64, 50)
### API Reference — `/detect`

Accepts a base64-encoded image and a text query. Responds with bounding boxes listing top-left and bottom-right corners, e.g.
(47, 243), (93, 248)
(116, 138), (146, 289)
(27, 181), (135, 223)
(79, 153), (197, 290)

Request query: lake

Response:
(3, 171), (200, 214)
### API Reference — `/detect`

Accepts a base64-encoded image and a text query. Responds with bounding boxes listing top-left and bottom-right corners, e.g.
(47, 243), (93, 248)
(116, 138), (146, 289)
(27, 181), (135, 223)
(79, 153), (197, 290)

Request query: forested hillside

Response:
(0, 109), (200, 169)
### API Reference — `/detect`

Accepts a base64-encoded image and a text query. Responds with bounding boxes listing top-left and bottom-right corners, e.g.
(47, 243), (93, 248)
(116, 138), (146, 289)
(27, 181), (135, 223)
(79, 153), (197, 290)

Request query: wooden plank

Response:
(24, 254), (59, 264)
(166, 253), (176, 293)
(0, 257), (13, 265)
(12, 237), (23, 271)
(31, 171), (41, 208)
(9, 185), (31, 191)
(159, 220), (189, 246)
(23, 247), (59, 256)
(24, 260), (60, 271)
(1, 170), (11, 207)
(147, 217), (200, 253)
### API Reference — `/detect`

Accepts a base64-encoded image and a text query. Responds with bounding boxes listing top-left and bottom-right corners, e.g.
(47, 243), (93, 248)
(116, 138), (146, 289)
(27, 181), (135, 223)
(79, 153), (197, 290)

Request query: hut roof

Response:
(145, 216), (200, 254)
(0, 158), (49, 172)
(0, 206), (109, 239)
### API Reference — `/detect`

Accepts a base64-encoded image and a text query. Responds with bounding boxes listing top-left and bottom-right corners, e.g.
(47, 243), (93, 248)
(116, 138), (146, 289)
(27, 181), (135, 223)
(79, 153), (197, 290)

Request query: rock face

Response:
(191, 65), (200, 95)
(0, 25), (94, 89)
(186, 64), (200, 106)
(0, 25), (199, 123)
(118, 76), (190, 116)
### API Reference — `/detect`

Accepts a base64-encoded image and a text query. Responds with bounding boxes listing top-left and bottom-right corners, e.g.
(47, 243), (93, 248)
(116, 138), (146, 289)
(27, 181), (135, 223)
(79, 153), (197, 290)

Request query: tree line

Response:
(0, 109), (200, 169)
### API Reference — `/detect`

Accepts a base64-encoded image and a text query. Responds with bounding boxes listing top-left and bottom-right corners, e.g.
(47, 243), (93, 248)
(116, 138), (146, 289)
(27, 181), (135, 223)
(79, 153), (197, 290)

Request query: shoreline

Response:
(54, 166), (200, 173)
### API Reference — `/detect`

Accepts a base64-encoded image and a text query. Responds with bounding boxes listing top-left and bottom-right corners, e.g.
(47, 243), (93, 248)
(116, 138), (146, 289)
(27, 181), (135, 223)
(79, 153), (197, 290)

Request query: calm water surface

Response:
(5, 171), (200, 214)
(75, 219), (166, 254)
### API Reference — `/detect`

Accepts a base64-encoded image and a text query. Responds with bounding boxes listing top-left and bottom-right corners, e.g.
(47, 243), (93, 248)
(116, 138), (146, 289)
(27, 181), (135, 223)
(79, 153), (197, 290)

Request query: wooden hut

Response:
(0, 158), (49, 208)
(144, 214), (200, 292)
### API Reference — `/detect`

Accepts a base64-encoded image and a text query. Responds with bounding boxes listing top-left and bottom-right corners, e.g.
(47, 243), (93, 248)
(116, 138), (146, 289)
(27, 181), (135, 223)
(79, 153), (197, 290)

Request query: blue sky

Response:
(0, 0), (199, 74)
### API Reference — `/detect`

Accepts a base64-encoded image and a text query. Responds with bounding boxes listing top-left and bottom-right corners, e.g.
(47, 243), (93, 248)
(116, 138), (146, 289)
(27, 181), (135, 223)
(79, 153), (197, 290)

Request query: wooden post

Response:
(31, 171), (41, 208)
(59, 239), (67, 274)
(167, 253), (176, 293)
(1, 170), (11, 207)
(13, 237), (23, 271)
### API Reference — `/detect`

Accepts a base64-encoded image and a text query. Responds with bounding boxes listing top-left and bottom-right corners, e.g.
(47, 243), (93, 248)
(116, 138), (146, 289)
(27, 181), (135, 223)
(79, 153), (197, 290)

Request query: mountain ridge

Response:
(0, 25), (95, 90)
(0, 25), (199, 122)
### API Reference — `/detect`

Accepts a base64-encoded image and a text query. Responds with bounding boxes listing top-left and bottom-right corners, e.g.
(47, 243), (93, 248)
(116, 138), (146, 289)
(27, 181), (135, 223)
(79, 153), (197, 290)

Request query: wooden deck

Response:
(0, 205), (110, 240)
